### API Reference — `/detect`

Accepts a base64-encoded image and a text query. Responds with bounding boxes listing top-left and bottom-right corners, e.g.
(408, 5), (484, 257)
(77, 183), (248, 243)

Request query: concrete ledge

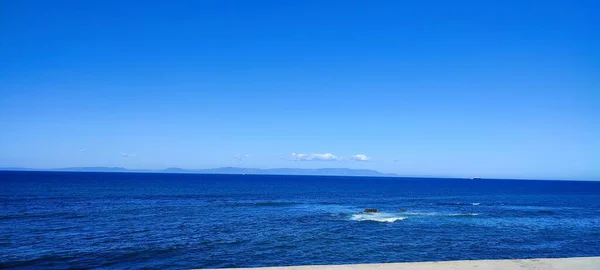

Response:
(202, 257), (600, 270)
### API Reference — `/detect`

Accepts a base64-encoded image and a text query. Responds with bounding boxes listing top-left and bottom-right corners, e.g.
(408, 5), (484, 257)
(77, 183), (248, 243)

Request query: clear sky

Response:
(1, 0), (598, 180)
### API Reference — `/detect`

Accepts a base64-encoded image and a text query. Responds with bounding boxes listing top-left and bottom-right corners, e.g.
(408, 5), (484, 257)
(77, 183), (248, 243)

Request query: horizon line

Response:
(0, 167), (596, 182)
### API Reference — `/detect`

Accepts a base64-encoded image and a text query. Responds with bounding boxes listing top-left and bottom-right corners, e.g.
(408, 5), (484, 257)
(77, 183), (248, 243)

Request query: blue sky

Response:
(1, 0), (598, 180)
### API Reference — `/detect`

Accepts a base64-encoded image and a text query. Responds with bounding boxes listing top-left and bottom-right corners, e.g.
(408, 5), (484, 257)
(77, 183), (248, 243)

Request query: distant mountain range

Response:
(0, 166), (398, 177)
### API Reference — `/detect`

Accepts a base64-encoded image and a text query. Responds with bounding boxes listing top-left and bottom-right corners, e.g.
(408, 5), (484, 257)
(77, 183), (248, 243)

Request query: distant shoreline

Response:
(0, 168), (464, 180)
(201, 257), (600, 270)
(0, 168), (595, 182)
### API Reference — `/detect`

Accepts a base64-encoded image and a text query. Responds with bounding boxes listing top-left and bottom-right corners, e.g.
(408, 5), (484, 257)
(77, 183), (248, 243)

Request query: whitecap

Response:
(448, 213), (479, 216)
(403, 211), (438, 216)
(472, 203), (481, 206)
(350, 212), (406, 223)
(402, 211), (479, 217)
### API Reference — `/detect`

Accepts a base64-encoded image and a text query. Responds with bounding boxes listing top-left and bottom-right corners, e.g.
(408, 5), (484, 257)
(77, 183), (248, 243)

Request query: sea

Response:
(1, 171), (600, 269)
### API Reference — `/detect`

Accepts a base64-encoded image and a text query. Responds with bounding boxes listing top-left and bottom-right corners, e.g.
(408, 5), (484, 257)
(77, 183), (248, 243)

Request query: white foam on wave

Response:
(403, 211), (438, 216)
(350, 212), (407, 223)
(472, 203), (481, 206)
(448, 213), (479, 216)
(403, 211), (479, 217)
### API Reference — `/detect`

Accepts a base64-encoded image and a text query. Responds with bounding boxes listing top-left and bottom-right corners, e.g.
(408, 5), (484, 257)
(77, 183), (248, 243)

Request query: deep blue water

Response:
(1, 171), (600, 269)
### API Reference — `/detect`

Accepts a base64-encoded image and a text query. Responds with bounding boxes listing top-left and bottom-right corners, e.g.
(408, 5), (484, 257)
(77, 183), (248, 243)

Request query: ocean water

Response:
(1, 171), (600, 269)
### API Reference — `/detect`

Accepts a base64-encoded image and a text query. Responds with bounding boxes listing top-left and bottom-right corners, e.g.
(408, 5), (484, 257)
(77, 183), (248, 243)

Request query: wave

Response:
(436, 202), (481, 206)
(537, 210), (554, 215)
(402, 211), (479, 217)
(350, 212), (406, 223)
(0, 212), (86, 221)
(497, 205), (565, 211)
(224, 201), (301, 207)
(448, 213), (479, 217)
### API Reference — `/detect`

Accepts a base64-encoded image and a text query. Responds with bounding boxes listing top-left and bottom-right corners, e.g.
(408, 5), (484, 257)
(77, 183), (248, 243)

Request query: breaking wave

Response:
(349, 209), (480, 223)
(402, 211), (479, 217)
(447, 213), (479, 217)
(350, 212), (407, 223)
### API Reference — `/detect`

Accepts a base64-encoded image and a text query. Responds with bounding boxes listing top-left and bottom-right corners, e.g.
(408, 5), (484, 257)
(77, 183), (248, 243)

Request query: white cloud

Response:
(291, 153), (339, 161)
(234, 154), (251, 161)
(120, 153), (136, 158)
(350, 154), (371, 161)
